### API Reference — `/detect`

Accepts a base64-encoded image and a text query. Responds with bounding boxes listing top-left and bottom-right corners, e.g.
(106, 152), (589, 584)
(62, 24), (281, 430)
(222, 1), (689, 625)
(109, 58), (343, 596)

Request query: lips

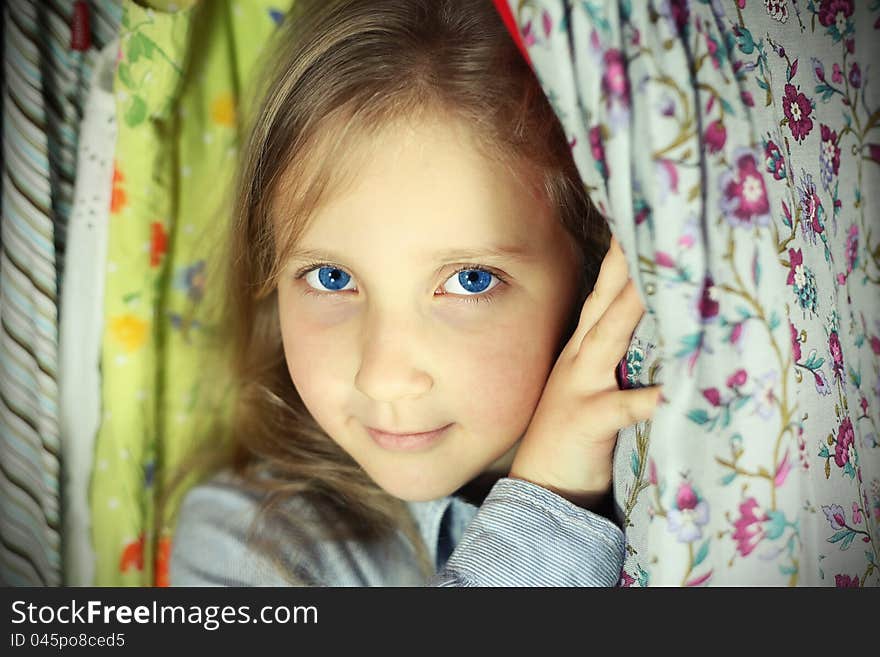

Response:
(366, 423), (452, 451)
(369, 426), (446, 436)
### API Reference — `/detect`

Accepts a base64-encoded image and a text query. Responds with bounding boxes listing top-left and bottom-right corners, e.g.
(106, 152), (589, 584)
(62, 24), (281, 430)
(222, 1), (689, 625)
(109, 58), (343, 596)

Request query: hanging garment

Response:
(58, 40), (120, 588)
(92, 0), (292, 586)
(504, 0), (880, 585)
(0, 0), (121, 587)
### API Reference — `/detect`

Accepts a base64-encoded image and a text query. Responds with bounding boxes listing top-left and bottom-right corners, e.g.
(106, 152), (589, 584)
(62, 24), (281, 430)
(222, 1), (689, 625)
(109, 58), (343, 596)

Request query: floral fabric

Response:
(92, 0), (291, 586)
(506, 0), (880, 585)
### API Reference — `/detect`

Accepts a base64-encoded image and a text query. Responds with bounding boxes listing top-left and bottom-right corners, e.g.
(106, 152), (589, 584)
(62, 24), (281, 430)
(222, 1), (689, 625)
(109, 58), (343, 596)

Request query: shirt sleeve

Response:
(428, 477), (625, 586)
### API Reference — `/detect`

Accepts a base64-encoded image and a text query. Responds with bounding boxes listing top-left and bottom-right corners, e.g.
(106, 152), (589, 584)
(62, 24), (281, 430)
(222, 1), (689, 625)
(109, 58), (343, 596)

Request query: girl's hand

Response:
(508, 238), (661, 510)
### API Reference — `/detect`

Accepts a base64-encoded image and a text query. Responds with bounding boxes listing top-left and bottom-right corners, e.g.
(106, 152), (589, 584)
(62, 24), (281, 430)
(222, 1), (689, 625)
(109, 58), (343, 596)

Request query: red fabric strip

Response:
(70, 1), (92, 52)
(491, 0), (531, 66)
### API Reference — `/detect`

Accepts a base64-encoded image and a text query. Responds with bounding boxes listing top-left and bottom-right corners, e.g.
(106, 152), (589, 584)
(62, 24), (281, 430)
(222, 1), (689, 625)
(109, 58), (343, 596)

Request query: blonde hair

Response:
(199, 0), (607, 580)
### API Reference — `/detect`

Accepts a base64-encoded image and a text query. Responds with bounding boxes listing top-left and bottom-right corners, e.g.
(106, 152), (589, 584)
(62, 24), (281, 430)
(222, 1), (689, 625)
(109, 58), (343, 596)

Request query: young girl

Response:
(170, 0), (660, 586)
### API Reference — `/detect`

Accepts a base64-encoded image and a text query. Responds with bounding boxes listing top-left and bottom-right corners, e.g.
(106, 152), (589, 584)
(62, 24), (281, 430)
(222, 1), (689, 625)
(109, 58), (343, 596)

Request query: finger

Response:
(588, 386), (661, 435)
(567, 237), (629, 354)
(576, 278), (645, 367)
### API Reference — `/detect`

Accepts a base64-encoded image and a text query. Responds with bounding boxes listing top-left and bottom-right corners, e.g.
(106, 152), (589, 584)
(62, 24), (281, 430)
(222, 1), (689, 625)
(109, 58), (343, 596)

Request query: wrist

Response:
(505, 467), (612, 513)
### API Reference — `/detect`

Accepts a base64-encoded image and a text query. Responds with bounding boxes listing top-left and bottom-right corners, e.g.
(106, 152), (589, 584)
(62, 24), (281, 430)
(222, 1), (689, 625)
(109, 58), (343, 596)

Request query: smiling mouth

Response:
(365, 424), (452, 451)
(367, 425), (449, 436)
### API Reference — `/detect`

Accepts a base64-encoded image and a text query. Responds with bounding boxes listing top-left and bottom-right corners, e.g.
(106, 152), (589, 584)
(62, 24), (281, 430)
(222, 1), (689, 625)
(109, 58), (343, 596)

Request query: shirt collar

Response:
(405, 495), (478, 569)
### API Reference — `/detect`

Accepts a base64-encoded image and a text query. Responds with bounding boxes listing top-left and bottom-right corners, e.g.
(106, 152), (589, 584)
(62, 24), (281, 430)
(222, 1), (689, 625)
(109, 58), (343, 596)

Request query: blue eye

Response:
(304, 266), (356, 292)
(296, 262), (503, 303)
(442, 268), (500, 295)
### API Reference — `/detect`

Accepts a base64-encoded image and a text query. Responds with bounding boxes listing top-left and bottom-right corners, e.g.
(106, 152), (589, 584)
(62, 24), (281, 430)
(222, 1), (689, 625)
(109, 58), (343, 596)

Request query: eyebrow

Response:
(287, 244), (537, 266)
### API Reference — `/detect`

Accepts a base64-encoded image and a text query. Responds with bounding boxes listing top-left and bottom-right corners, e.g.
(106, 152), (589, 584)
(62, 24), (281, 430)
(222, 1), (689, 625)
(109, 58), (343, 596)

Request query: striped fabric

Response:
(0, 0), (121, 586)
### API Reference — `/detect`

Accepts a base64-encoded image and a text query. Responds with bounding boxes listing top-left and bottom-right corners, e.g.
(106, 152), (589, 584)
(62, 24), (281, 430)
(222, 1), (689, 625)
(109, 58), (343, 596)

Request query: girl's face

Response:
(275, 116), (582, 502)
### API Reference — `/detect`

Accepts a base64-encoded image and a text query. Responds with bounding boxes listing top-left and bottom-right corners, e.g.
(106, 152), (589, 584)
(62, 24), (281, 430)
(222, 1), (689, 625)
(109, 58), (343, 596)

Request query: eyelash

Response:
(292, 261), (507, 305)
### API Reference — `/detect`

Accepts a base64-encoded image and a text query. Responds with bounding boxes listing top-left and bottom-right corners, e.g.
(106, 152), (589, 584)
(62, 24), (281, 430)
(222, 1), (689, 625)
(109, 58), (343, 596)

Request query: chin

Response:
(370, 469), (464, 503)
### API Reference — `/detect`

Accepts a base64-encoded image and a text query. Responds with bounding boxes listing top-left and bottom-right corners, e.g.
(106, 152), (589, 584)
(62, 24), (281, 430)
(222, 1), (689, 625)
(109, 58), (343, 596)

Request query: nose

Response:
(354, 308), (434, 403)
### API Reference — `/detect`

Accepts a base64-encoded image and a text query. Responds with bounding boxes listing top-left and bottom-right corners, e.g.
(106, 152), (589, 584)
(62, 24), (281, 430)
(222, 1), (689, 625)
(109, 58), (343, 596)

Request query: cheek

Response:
(278, 304), (351, 420)
(452, 315), (560, 435)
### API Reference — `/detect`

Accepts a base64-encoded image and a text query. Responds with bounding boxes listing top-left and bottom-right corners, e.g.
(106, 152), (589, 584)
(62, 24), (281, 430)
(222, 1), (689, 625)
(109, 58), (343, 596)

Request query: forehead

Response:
(278, 115), (562, 261)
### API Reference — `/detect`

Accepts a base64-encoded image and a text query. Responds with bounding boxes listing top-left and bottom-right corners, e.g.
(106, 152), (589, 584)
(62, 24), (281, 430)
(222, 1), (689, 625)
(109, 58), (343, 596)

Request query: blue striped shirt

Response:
(170, 472), (625, 587)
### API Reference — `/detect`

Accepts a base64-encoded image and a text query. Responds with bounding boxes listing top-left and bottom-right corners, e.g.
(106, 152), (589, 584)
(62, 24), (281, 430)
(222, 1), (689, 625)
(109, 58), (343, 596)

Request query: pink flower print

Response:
(727, 369), (748, 388)
(728, 321), (745, 349)
(871, 336), (880, 355)
(789, 322), (802, 362)
(822, 503), (846, 529)
(620, 570), (636, 587)
(827, 333), (842, 364)
(602, 49), (630, 108)
(695, 275), (720, 323)
(818, 0), (853, 25)
(541, 10), (552, 38)
(835, 416), (855, 468)
(741, 89), (755, 107)
(667, 482), (710, 543)
(764, 138), (786, 180)
(667, 0), (690, 35)
(831, 62), (843, 84)
(835, 574), (860, 587)
(676, 482), (698, 510)
(678, 217), (698, 249)
(588, 125), (608, 178)
(631, 27), (641, 47)
(658, 93), (676, 117)
(589, 28), (602, 55)
(705, 120), (727, 154)
(720, 150), (771, 227)
(844, 224), (859, 273)
(852, 503), (862, 524)
(764, 0), (789, 23)
(520, 20), (536, 48)
(656, 159), (679, 201)
(819, 124), (840, 189)
(782, 200), (793, 228)
(702, 387), (722, 406)
(818, 0), (854, 42)
(732, 498), (768, 557)
(786, 248), (803, 286)
(849, 62), (861, 89)
(775, 449), (792, 487)
(783, 83), (813, 142)
(705, 34), (719, 68)
(812, 57), (826, 83)
(829, 331), (845, 382)
(655, 251), (676, 268)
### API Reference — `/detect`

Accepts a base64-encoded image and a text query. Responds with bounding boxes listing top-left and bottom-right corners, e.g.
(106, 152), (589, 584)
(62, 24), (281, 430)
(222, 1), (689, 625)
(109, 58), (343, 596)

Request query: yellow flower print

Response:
(210, 92), (236, 127)
(109, 314), (149, 353)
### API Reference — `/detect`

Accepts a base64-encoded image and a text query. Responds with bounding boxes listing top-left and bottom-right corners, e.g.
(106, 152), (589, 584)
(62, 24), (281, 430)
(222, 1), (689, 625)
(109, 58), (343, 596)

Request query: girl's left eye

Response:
(440, 268), (502, 296)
